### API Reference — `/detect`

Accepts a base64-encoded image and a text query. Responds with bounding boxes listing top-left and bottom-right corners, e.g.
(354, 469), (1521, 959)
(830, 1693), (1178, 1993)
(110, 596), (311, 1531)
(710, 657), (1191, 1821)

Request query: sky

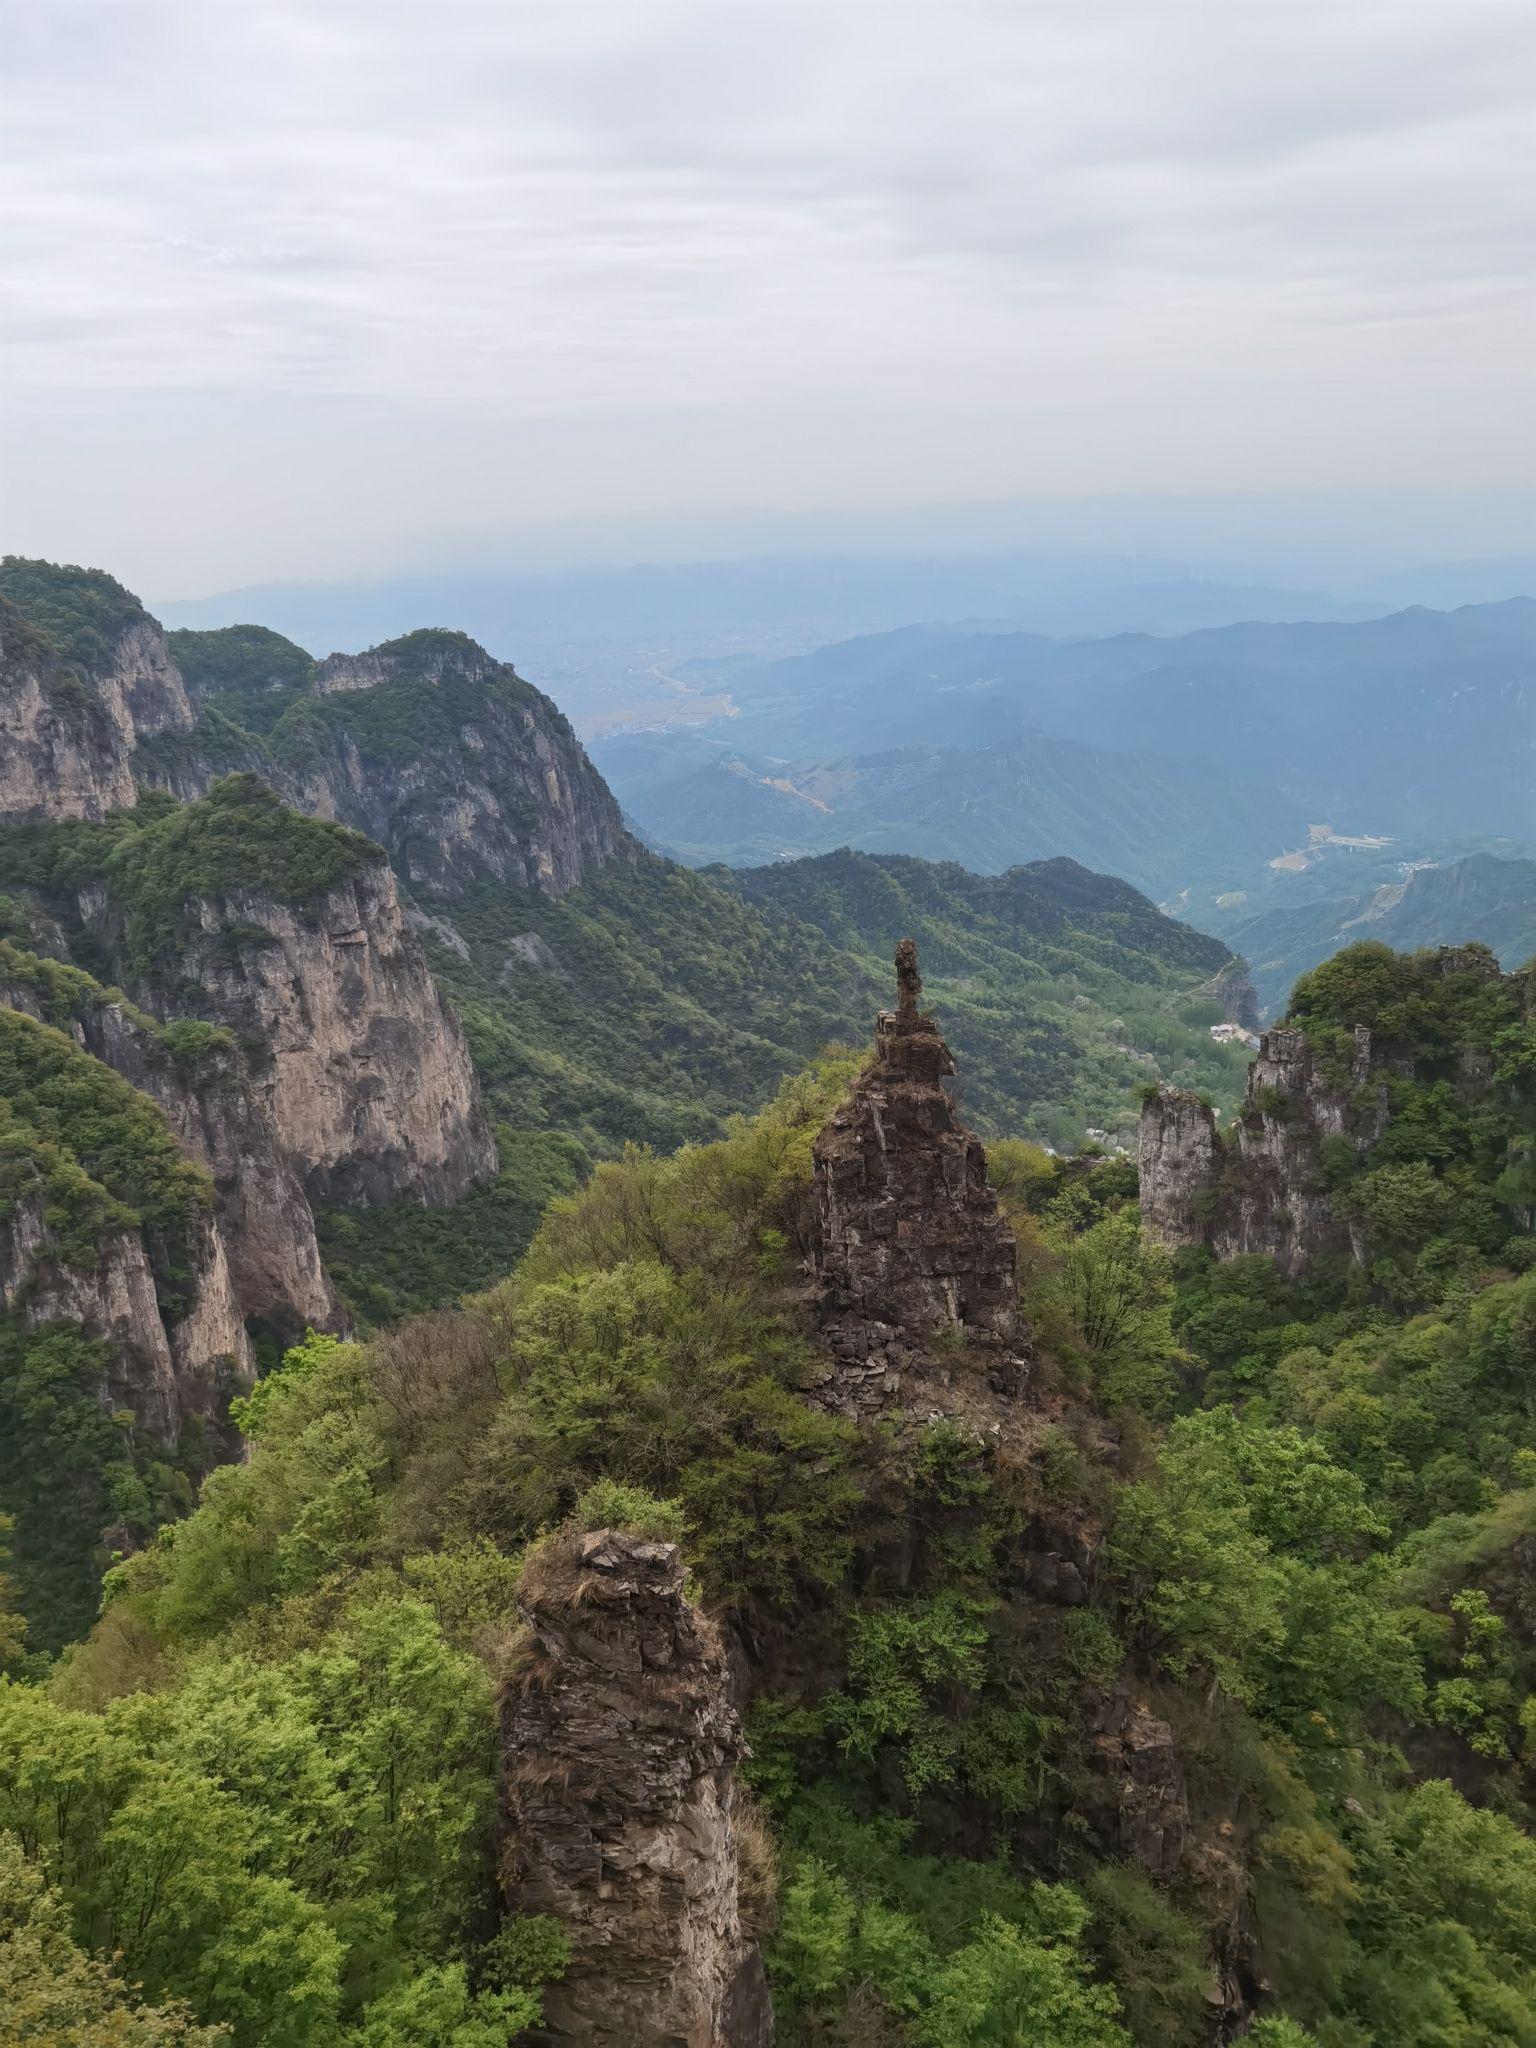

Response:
(2, 0), (1535, 597)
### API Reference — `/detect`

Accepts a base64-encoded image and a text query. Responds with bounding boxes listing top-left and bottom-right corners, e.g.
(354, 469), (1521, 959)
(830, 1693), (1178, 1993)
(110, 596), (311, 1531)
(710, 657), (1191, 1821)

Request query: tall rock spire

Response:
(811, 938), (1018, 1349)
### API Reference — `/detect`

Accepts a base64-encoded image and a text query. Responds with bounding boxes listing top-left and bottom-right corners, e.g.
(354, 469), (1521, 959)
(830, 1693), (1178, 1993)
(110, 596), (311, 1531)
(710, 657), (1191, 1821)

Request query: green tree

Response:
(0, 1832), (229, 2045)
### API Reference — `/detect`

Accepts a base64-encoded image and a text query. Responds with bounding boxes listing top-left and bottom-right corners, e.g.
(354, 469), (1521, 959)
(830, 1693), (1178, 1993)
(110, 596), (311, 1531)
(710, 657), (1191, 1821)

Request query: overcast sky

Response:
(2, 0), (1534, 596)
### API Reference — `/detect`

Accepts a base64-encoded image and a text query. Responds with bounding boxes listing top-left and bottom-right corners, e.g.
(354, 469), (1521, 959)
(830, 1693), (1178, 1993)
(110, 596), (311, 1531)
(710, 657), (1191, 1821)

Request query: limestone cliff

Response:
(0, 944), (339, 1340)
(152, 624), (631, 900)
(0, 599), (139, 822)
(1, 568), (628, 904)
(0, 1008), (253, 1441)
(115, 856), (497, 1208)
(499, 1530), (772, 2047)
(0, 564), (197, 824)
(1139, 1023), (1386, 1274)
(809, 939), (1025, 1416)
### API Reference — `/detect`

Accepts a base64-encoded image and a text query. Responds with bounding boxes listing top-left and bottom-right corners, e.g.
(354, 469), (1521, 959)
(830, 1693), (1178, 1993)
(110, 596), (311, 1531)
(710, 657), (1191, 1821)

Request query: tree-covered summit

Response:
(0, 556), (149, 673)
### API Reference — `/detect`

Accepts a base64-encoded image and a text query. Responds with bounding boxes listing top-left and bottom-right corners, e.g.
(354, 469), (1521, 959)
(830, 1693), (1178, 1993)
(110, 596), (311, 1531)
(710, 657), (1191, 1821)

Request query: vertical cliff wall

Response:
(499, 1530), (772, 2047)
(1139, 1023), (1386, 1274)
(121, 857), (497, 1209)
(0, 600), (139, 822)
(0, 945), (340, 1339)
(0, 563), (198, 825)
(0, 1007), (253, 1439)
(290, 633), (630, 899)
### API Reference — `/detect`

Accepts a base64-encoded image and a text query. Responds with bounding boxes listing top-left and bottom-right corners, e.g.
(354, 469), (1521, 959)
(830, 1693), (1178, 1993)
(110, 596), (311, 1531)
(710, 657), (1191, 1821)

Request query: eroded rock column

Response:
(499, 1530), (772, 2048)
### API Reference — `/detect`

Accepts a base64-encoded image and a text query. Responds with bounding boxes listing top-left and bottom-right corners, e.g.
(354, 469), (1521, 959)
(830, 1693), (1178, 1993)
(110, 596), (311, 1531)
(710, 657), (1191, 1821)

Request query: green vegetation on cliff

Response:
(0, 1008), (218, 1651)
(265, 631), (553, 769)
(101, 775), (379, 965)
(168, 622), (319, 701)
(10, 949), (1530, 2041)
(0, 777), (381, 974)
(0, 1005), (210, 1256)
(0, 556), (148, 673)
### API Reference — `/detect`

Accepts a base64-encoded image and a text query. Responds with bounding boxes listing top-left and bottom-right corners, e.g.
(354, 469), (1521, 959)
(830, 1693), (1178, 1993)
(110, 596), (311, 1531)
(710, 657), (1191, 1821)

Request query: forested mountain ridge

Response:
(0, 555), (1261, 1681)
(14, 555), (1534, 2043)
(600, 600), (1536, 924)
(0, 559), (1256, 1319)
(5, 935), (1530, 2044)
(715, 848), (1253, 1146)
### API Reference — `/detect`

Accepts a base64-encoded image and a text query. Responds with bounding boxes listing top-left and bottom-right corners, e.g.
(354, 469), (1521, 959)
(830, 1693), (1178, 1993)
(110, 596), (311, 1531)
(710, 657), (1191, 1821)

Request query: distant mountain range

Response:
(686, 600), (1536, 842)
(154, 552), (1384, 653)
(153, 567), (1536, 1017)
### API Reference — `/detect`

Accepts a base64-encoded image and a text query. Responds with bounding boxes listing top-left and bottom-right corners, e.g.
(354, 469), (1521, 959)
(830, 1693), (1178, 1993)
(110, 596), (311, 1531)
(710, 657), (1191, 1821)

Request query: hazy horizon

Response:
(4, 1), (1535, 595)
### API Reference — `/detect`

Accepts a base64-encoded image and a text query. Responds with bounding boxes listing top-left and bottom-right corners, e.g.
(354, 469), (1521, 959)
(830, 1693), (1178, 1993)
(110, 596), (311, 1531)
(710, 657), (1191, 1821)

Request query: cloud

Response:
(1, 0), (1532, 587)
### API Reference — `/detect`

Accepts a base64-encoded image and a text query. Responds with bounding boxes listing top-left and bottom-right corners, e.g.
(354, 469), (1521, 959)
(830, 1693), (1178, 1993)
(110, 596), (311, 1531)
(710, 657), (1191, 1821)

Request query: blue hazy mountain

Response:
(701, 599), (1536, 841)
(591, 728), (1308, 901)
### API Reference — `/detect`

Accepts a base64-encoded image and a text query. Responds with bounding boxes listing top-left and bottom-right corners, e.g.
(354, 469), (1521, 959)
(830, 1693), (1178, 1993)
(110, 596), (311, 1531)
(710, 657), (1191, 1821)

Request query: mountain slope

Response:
(714, 848), (1253, 1146)
(594, 728), (1308, 898)
(0, 561), (630, 900)
(0, 559), (1252, 1315)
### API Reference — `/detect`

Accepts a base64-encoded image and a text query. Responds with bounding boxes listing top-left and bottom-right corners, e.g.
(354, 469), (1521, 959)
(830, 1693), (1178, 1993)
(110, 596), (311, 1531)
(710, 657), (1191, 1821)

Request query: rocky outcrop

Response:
(809, 940), (1025, 1414)
(0, 601), (138, 822)
(0, 1047), (253, 1443)
(1083, 1690), (1189, 1880)
(1140, 1024), (1386, 1274)
(0, 953), (340, 1340)
(0, 587), (198, 825)
(122, 859), (496, 1208)
(814, 940), (1017, 1334)
(287, 634), (630, 898)
(1137, 1087), (1226, 1250)
(499, 1530), (771, 2047)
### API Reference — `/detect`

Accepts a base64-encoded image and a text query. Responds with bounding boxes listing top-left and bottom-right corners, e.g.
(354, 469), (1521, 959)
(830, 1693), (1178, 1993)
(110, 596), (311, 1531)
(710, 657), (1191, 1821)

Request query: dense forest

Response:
(3, 937), (1532, 2043)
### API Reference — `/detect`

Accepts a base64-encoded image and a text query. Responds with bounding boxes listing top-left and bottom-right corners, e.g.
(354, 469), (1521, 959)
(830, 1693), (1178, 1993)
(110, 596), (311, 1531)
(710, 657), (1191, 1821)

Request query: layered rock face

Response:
(1140, 1023), (1386, 1274)
(126, 860), (496, 1208)
(84, 617), (196, 747)
(145, 625), (630, 902)
(1, 577), (628, 903)
(0, 1192), (241, 1439)
(809, 941), (1021, 1413)
(0, 592), (197, 825)
(500, 1530), (772, 2048)
(0, 600), (138, 821)
(291, 637), (629, 899)
(0, 1010), (253, 1440)
(0, 959), (340, 1339)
